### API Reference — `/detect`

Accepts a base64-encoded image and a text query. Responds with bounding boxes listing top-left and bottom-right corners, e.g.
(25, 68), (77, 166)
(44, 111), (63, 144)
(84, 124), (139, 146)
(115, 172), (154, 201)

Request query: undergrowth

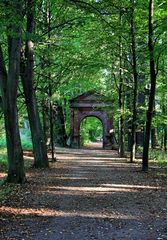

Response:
(149, 149), (167, 167)
(0, 138), (33, 167)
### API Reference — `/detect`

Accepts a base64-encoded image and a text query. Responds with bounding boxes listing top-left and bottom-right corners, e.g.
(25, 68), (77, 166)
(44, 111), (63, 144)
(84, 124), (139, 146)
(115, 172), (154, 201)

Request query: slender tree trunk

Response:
(47, 3), (56, 161)
(42, 100), (50, 145)
(151, 102), (156, 149)
(0, 1), (26, 183)
(21, 0), (49, 168)
(130, 0), (138, 163)
(118, 12), (125, 158)
(118, 95), (125, 157)
(24, 96), (49, 168)
(142, 0), (156, 171)
(49, 83), (56, 161)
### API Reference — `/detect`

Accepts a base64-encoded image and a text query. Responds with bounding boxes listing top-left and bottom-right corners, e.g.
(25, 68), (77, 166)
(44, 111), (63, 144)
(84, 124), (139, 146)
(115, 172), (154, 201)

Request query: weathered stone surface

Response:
(70, 91), (115, 149)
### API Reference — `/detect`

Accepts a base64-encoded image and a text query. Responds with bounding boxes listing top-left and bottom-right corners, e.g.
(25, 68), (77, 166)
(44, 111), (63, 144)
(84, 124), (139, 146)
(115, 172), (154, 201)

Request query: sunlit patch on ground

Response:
(0, 206), (135, 219)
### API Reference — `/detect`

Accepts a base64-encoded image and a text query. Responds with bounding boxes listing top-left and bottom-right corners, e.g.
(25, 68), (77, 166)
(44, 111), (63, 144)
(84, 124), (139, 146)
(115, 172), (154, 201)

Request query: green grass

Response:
(0, 138), (33, 167)
(21, 140), (33, 150)
(156, 155), (167, 167)
(149, 149), (167, 167)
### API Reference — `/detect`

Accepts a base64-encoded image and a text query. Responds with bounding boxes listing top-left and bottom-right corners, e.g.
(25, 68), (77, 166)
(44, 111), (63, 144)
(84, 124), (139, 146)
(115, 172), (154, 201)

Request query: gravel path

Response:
(0, 147), (167, 240)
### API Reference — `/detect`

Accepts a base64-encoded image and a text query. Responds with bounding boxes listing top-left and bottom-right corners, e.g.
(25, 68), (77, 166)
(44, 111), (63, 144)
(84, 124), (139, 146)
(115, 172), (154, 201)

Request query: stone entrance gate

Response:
(70, 91), (115, 149)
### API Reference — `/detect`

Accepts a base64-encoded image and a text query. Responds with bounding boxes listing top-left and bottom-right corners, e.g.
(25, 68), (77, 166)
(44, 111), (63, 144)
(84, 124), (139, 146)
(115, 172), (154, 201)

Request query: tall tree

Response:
(118, 11), (125, 158)
(0, 0), (26, 183)
(20, 0), (49, 168)
(142, 0), (156, 171)
(47, 1), (56, 161)
(130, 0), (138, 162)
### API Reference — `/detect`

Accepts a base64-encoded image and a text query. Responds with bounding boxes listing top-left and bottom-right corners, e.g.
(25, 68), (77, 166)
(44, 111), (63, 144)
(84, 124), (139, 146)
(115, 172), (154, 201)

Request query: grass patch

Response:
(149, 150), (167, 167)
(157, 158), (167, 167)
(22, 140), (33, 150)
(0, 140), (33, 169)
(0, 135), (33, 151)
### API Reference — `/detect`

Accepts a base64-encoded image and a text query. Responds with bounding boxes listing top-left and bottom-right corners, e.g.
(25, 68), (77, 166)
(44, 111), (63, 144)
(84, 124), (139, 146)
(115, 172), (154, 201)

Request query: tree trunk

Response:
(42, 100), (50, 145)
(46, 3), (56, 161)
(21, 0), (49, 168)
(142, 0), (156, 171)
(118, 12), (125, 158)
(130, 0), (138, 163)
(49, 84), (56, 161)
(5, 105), (25, 183)
(0, 1), (26, 183)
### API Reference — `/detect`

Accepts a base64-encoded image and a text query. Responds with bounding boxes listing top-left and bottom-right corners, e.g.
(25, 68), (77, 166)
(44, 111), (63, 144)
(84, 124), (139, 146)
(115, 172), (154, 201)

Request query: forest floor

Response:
(0, 146), (167, 240)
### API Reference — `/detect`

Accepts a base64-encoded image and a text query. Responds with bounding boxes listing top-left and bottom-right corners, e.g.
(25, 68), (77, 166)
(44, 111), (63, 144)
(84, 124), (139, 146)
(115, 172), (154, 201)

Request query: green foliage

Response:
(0, 139), (6, 148)
(149, 150), (167, 167)
(21, 140), (33, 150)
(20, 128), (33, 150)
(0, 135), (32, 168)
(0, 142), (32, 172)
(80, 117), (103, 145)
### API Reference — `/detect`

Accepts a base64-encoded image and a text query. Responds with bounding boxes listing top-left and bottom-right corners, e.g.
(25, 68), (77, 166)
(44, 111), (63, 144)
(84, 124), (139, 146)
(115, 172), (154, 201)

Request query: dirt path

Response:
(0, 148), (167, 240)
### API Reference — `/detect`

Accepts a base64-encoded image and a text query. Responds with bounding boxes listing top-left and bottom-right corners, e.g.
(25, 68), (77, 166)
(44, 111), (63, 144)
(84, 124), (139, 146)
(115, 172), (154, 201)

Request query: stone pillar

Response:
(70, 109), (80, 148)
(103, 116), (115, 149)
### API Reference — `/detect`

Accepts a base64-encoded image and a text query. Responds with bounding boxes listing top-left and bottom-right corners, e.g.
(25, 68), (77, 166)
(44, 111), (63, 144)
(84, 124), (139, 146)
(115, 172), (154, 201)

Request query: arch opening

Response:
(80, 116), (103, 149)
